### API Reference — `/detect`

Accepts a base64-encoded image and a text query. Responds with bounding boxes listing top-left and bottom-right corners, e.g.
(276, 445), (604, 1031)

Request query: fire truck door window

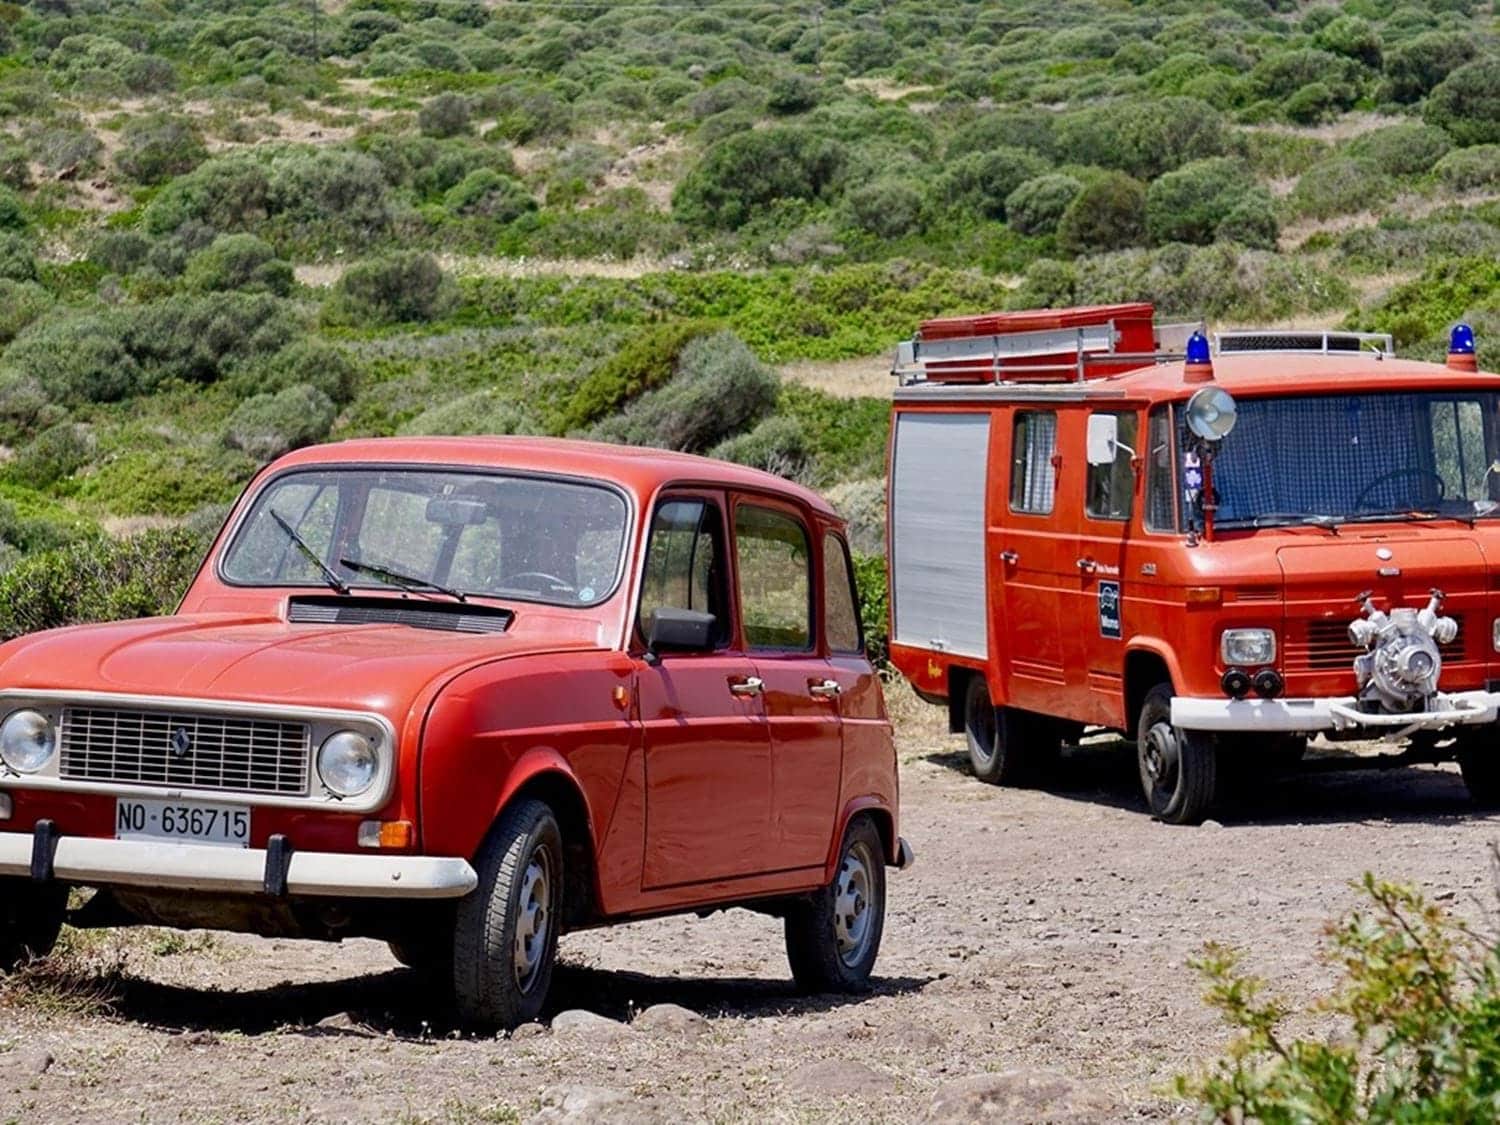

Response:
(735, 505), (812, 651)
(637, 499), (730, 647)
(1085, 411), (1138, 521)
(1010, 411), (1057, 514)
(1145, 407), (1177, 531)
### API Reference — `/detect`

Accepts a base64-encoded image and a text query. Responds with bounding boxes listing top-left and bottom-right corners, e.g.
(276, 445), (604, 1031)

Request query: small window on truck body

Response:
(1144, 406), (1178, 532)
(1085, 411), (1139, 521)
(1010, 411), (1057, 514)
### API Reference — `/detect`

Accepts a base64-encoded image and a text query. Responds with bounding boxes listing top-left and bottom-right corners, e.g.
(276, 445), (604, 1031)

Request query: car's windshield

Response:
(1209, 391), (1500, 528)
(221, 468), (629, 606)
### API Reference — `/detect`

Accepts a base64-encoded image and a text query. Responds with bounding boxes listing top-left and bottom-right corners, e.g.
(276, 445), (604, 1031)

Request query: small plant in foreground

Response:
(1179, 872), (1500, 1121)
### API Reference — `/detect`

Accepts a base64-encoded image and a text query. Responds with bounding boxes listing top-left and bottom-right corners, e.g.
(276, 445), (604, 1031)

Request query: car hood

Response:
(0, 613), (603, 715)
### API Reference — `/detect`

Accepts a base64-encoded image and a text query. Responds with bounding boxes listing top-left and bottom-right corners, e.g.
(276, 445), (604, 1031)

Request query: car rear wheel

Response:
(452, 798), (563, 1029)
(964, 677), (1039, 785)
(1136, 684), (1217, 825)
(785, 816), (885, 993)
(0, 878), (66, 971)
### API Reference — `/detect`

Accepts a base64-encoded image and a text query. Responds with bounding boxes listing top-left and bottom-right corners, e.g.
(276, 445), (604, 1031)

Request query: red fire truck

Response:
(886, 302), (1500, 824)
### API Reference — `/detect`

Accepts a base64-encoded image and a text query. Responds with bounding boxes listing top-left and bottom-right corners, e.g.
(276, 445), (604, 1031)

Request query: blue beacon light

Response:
(1450, 322), (1476, 355)
(1185, 331), (1211, 365)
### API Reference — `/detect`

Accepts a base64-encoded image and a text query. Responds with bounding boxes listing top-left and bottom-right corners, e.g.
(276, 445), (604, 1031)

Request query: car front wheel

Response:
(0, 878), (66, 971)
(785, 816), (886, 993)
(452, 798), (563, 1029)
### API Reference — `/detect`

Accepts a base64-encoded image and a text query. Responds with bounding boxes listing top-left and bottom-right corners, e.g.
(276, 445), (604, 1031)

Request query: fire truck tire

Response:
(785, 815), (885, 993)
(963, 677), (1034, 785)
(452, 798), (563, 1030)
(1136, 684), (1217, 825)
(1458, 748), (1500, 808)
(0, 877), (66, 971)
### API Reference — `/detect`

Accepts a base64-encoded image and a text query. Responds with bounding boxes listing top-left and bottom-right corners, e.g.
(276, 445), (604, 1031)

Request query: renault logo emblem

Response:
(1376, 547), (1393, 560)
(170, 728), (193, 759)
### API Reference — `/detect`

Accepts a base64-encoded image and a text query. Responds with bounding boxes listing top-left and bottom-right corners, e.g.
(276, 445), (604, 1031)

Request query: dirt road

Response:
(3, 704), (1498, 1123)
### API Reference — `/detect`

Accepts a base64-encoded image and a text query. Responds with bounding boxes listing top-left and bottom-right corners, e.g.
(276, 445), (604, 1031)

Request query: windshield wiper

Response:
(338, 556), (467, 603)
(1342, 510), (1477, 528)
(1228, 513), (1341, 533)
(269, 509), (349, 595)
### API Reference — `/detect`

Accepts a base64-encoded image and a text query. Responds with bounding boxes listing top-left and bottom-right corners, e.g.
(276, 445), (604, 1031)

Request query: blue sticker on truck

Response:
(1098, 580), (1121, 639)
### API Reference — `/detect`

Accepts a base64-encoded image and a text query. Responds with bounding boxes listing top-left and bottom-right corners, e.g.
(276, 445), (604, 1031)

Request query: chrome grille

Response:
(1285, 616), (1465, 673)
(58, 707), (310, 796)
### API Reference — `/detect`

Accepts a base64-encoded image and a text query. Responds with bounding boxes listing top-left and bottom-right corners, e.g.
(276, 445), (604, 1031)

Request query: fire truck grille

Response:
(58, 707), (311, 796)
(1285, 617), (1465, 673)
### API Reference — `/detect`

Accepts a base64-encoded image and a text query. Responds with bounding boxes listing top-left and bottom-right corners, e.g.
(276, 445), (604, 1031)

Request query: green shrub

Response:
(337, 10), (401, 55)
(775, 383), (889, 484)
(1345, 122), (1453, 176)
(2, 315), (139, 406)
(0, 280), (48, 344)
(114, 114), (206, 186)
(709, 415), (809, 480)
(1357, 256), (1500, 350)
(826, 477), (885, 557)
(939, 146), (1049, 220)
(1251, 48), (1362, 106)
(851, 551), (888, 664)
(0, 185), (25, 232)
(1180, 874), (1500, 1121)
(558, 319), (719, 431)
(1055, 97), (1228, 180)
(7, 421), (93, 488)
(1283, 81), (1341, 125)
(265, 147), (392, 246)
(443, 168), (535, 222)
(1215, 191), (1279, 250)
(323, 252), (458, 326)
(1314, 14), (1382, 69)
(673, 126), (847, 230)
(418, 92), (472, 138)
(143, 154), (272, 237)
(121, 293), (300, 390)
(77, 445), (251, 517)
(0, 527), (211, 640)
(397, 389), (535, 436)
(1057, 172), (1147, 254)
(223, 383), (336, 461)
(1290, 157), (1395, 220)
(1382, 30), (1475, 103)
(1005, 174), (1083, 237)
(1433, 144), (1500, 192)
(1145, 157), (1257, 246)
(485, 84), (573, 144)
(1425, 59), (1500, 147)
(589, 330), (778, 453)
(0, 232), (35, 282)
(845, 177), (926, 239)
(228, 338), (357, 405)
(182, 234), (293, 296)
(766, 73), (819, 115)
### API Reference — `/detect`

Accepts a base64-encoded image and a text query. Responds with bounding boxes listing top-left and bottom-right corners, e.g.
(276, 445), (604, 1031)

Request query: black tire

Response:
(785, 817), (886, 993)
(964, 677), (1037, 785)
(388, 921), (453, 976)
(452, 799), (563, 1030)
(1136, 684), (1217, 825)
(1459, 748), (1500, 808)
(0, 878), (66, 971)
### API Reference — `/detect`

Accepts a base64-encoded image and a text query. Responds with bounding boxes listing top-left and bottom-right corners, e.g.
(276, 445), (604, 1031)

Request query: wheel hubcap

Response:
(512, 852), (551, 992)
(1144, 722), (1180, 796)
(969, 694), (997, 766)
(833, 840), (877, 968)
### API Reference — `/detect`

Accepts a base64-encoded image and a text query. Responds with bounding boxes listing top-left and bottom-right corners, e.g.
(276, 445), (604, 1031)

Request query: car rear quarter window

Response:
(823, 531), (862, 654)
(735, 505), (812, 651)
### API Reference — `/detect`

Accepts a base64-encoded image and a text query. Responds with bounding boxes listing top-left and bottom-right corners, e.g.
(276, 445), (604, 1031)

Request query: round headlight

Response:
(316, 731), (378, 798)
(0, 709), (55, 774)
(1185, 385), (1238, 442)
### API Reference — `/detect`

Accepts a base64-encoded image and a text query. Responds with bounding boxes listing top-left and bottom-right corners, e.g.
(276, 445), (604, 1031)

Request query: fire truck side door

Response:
(994, 407), (1070, 710)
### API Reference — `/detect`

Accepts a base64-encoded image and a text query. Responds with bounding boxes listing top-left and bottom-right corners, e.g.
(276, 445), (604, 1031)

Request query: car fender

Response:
(489, 747), (599, 848)
(824, 794), (897, 882)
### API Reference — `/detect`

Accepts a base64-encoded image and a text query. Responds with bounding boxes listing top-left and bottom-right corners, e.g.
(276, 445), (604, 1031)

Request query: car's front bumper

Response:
(1171, 689), (1500, 735)
(0, 829), (477, 899)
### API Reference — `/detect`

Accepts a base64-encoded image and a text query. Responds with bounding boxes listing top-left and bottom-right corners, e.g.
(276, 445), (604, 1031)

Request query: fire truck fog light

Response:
(358, 820), (412, 849)
(1253, 669), (1284, 699)
(1221, 668), (1251, 699)
(1221, 628), (1277, 666)
(0, 793), (12, 820)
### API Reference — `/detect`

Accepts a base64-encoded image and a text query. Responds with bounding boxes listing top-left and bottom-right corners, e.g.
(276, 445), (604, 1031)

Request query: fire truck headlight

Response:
(1221, 628), (1276, 667)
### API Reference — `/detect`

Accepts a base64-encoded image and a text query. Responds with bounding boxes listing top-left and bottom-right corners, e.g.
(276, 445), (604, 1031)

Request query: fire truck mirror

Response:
(1086, 414), (1121, 466)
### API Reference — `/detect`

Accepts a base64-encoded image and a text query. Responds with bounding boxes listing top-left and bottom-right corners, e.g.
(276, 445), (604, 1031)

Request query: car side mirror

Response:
(1086, 414), (1119, 465)
(645, 608), (717, 660)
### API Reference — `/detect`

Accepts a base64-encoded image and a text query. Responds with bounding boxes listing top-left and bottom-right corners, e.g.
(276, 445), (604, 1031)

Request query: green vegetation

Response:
(0, 0), (1487, 655)
(1182, 874), (1500, 1121)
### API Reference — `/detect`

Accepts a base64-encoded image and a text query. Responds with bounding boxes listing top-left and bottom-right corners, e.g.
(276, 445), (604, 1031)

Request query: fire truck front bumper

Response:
(1171, 690), (1500, 735)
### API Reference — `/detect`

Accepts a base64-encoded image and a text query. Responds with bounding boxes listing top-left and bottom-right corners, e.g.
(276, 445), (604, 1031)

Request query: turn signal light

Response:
(1186, 586), (1222, 606)
(357, 819), (413, 849)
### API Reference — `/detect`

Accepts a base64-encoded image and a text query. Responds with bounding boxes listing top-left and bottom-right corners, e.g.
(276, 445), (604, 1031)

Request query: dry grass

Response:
(777, 355), (895, 398)
(0, 929), (127, 1019)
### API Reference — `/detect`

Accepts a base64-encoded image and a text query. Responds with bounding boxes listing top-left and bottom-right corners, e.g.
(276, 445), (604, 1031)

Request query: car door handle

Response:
(1076, 557), (1097, 572)
(808, 679), (842, 699)
(1000, 550), (1019, 565)
(728, 676), (764, 697)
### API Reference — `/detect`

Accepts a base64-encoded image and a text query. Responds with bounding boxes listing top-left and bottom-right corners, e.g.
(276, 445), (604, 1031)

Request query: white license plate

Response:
(116, 799), (250, 848)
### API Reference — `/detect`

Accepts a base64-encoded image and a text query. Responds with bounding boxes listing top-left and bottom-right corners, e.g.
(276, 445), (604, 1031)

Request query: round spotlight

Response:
(1252, 669), (1284, 699)
(1221, 668), (1251, 699)
(1185, 385), (1238, 442)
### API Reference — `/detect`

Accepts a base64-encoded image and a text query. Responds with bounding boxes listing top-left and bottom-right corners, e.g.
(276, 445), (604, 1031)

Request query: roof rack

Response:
(1213, 329), (1395, 357)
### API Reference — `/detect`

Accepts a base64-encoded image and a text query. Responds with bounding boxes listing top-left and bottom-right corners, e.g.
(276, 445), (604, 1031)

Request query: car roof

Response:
(267, 435), (840, 519)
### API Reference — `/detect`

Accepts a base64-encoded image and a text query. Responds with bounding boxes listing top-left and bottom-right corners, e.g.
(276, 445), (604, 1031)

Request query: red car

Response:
(0, 437), (910, 1027)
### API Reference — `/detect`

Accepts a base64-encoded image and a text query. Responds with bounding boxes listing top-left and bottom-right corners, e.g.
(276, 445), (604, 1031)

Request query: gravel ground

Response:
(2, 702), (1498, 1124)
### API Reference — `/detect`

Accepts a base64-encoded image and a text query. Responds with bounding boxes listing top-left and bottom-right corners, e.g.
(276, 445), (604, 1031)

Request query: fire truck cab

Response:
(886, 303), (1500, 824)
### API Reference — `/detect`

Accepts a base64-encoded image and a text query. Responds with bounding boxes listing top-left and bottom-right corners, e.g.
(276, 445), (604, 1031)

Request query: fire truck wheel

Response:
(784, 815), (885, 993)
(963, 677), (1035, 785)
(1136, 684), (1217, 825)
(452, 798), (563, 1030)
(0, 877), (66, 971)
(1458, 747), (1500, 808)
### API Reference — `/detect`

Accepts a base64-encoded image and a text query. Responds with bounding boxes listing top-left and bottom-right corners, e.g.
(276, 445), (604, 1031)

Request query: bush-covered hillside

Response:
(0, 0), (1497, 626)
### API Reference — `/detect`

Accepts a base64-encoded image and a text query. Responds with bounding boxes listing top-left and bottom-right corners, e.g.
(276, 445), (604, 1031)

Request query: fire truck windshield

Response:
(1208, 391), (1500, 528)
